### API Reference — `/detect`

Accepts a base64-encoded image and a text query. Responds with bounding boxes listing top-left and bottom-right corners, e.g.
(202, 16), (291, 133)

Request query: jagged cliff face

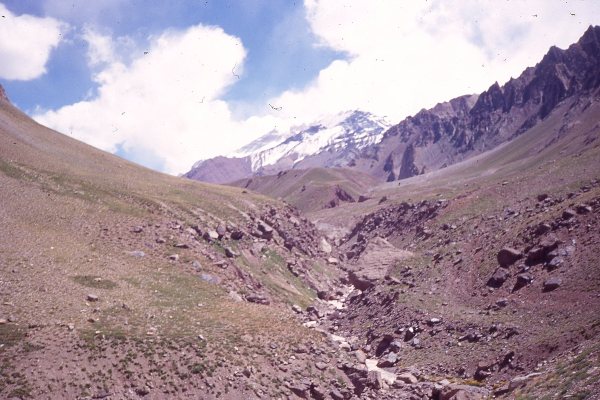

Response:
(369, 25), (600, 181)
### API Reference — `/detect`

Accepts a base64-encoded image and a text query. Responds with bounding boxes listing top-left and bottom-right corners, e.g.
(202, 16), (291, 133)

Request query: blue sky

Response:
(1, 1), (340, 113)
(0, 1), (598, 174)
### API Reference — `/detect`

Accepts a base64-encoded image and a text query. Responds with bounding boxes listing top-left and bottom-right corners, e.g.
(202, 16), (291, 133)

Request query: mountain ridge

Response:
(186, 25), (600, 185)
(185, 110), (390, 184)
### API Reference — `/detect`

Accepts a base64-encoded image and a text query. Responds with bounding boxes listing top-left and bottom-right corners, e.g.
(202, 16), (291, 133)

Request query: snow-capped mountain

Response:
(184, 110), (391, 184)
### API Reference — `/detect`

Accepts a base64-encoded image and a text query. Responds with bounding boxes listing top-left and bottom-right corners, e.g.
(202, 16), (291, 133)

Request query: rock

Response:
(396, 372), (418, 384)
(134, 387), (150, 396)
(377, 352), (397, 368)
(168, 254), (179, 261)
(474, 360), (495, 380)
(497, 247), (522, 267)
(87, 294), (99, 302)
(355, 350), (367, 364)
(246, 294), (271, 305)
(155, 237), (166, 244)
(534, 223), (552, 236)
(562, 208), (577, 219)
(257, 221), (274, 240)
(310, 385), (327, 400)
(358, 195), (371, 203)
(527, 237), (560, 264)
(191, 260), (201, 269)
(230, 230), (244, 240)
(224, 247), (237, 258)
(228, 291), (243, 302)
(329, 389), (346, 400)
(428, 317), (442, 325)
(367, 370), (386, 390)
(216, 224), (227, 238)
(319, 238), (332, 254)
(291, 304), (303, 313)
(289, 381), (311, 398)
(203, 230), (219, 241)
(546, 256), (564, 270)
(317, 290), (334, 300)
(508, 372), (544, 391)
(315, 361), (328, 371)
(128, 250), (145, 258)
(327, 257), (339, 265)
(487, 268), (509, 288)
(173, 243), (189, 249)
(439, 384), (489, 400)
(496, 298), (508, 308)
(513, 273), (533, 291)
(0, 319), (7, 325)
(543, 277), (562, 291)
(537, 193), (549, 202)
(131, 226), (143, 233)
(575, 204), (592, 214)
(200, 273), (221, 285)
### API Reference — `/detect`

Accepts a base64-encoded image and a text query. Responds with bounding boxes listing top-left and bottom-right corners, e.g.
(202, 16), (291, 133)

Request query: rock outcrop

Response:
(367, 25), (600, 181)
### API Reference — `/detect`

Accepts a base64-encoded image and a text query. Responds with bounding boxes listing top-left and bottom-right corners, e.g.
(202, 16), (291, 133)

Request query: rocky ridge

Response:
(366, 25), (600, 181)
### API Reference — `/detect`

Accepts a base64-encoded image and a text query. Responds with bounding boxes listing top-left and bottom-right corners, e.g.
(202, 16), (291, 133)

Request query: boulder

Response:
(575, 204), (592, 214)
(319, 238), (332, 254)
(257, 221), (274, 239)
(246, 293), (271, 305)
(224, 247), (238, 258)
(487, 268), (509, 288)
(203, 230), (219, 241)
(230, 230), (244, 240)
(289, 380), (311, 398)
(439, 384), (489, 400)
(216, 224), (227, 238)
(87, 294), (99, 302)
(396, 372), (418, 384)
(534, 223), (552, 236)
(543, 277), (562, 291)
(562, 208), (577, 219)
(546, 256), (564, 270)
(513, 272), (533, 290)
(376, 352), (397, 368)
(367, 370), (386, 390)
(497, 247), (522, 267)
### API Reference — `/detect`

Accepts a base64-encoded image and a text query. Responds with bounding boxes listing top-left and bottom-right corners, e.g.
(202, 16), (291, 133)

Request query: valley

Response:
(1, 24), (600, 400)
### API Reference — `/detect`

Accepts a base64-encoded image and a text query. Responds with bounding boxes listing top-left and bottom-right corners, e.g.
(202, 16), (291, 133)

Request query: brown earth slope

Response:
(0, 91), (356, 399)
(231, 167), (378, 213)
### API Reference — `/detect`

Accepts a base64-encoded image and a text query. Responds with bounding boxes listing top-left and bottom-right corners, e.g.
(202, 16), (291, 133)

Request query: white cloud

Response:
(32, 1), (600, 175)
(0, 3), (65, 80)
(34, 25), (281, 174)
(265, 0), (600, 123)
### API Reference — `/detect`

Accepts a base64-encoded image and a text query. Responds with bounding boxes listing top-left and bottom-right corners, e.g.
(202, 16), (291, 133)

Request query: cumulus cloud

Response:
(32, 1), (599, 175)
(0, 3), (65, 80)
(34, 25), (280, 174)
(265, 0), (600, 123)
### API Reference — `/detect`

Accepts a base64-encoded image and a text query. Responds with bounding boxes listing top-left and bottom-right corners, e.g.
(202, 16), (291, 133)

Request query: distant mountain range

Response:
(186, 25), (600, 185)
(185, 110), (390, 183)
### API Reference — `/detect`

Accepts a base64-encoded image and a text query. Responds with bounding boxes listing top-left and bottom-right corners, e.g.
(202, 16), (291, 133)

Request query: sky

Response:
(0, 1), (598, 174)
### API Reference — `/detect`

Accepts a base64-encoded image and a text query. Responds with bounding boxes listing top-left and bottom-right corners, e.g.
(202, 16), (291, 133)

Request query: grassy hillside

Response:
(0, 98), (346, 399)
